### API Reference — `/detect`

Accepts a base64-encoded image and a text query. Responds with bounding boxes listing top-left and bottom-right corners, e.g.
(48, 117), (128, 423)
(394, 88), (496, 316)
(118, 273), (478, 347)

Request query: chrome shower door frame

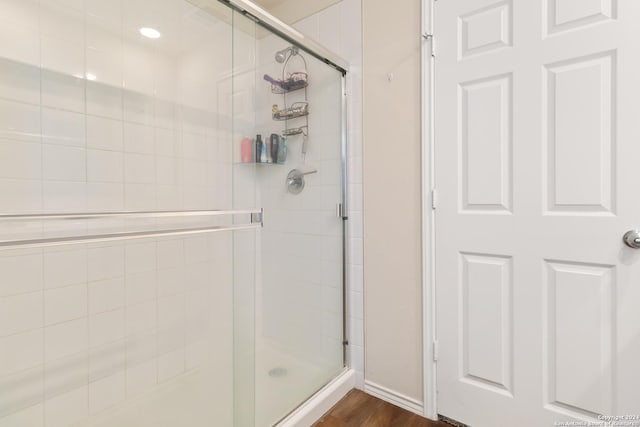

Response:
(219, 0), (351, 370)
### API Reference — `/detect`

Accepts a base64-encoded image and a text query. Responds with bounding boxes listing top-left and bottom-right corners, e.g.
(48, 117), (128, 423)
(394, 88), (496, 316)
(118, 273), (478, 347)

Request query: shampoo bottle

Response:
(277, 136), (287, 164)
(241, 137), (252, 163)
(260, 135), (267, 163)
(255, 135), (263, 163)
(265, 137), (272, 163)
(270, 134), (279, 164)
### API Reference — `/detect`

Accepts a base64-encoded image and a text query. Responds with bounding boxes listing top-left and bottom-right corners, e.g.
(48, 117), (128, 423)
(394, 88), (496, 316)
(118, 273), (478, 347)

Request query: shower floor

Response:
(72, 343), (336, 427)
(87, 365), (233, 427)
(255, 343), (333, 426)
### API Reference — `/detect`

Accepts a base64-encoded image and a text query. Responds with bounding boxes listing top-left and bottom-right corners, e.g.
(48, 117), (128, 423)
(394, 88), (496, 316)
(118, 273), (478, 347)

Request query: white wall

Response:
(362, 0), (424, 406)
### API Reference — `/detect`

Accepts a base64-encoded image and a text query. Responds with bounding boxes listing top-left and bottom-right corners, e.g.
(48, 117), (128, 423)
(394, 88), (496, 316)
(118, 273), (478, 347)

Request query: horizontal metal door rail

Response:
(0, 209), (260, 221)
(0, 223), (260, 250)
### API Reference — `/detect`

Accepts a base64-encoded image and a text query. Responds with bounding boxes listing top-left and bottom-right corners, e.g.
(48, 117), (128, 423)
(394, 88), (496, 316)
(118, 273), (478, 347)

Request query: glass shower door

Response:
(0, 0), (346, 425)
(0, 1), (258, 426)
(224, 4), (348, 424)
(251, 29), (346, 427)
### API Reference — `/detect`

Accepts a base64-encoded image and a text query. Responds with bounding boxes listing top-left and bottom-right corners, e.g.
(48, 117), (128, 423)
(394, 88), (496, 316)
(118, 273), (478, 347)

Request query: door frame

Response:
(421, 0), (438, 420)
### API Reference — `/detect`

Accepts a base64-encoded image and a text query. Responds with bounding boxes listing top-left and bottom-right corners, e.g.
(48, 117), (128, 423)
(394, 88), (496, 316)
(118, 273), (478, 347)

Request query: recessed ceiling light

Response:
(139, 27), (161, 39)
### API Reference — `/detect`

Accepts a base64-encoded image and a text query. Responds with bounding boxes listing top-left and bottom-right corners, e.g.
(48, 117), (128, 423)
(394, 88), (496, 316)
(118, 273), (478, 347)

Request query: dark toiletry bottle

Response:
(277, 136), (287, 164)
(255, 135), (263, 163)
(270, 134), (279, 164)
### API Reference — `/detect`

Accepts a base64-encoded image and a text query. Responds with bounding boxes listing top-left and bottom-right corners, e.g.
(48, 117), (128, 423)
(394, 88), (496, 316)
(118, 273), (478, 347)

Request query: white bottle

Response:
(260, 138), (267, 163)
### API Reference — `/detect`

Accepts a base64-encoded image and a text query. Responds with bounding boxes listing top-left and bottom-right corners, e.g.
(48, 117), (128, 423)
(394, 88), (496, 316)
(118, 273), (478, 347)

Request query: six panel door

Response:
(434, 0), (640, 425)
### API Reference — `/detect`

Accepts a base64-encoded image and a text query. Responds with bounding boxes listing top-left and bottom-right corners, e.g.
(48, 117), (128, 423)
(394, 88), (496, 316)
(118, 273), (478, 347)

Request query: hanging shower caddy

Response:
(264, 46), (310, 143)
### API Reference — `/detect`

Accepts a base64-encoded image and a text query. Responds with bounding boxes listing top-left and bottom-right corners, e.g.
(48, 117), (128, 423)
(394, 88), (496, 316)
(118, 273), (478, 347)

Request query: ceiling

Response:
(252, 0), (288, 8)
(251, 0), (342, 24)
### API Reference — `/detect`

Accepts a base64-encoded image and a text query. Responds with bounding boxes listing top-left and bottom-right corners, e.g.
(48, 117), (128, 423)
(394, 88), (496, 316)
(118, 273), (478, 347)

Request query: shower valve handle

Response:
(286, 169), (317, 195)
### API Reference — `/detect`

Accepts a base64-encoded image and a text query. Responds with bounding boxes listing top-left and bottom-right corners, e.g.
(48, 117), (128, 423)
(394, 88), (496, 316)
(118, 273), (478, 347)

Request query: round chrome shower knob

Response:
(286, 169), (317, 195)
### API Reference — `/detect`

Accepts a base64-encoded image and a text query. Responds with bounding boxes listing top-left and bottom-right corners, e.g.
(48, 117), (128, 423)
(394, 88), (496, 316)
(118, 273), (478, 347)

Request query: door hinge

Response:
(432, 340), (439, 362)
(431, 189), (438, 210)
(423, 33), (435, 57)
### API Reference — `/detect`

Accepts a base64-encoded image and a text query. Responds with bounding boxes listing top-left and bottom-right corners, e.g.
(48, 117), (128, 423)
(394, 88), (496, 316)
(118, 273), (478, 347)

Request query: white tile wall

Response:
(0, 0), (236, 424)
(44, 352), (88, 398)
(0, 403), (43, 427)
(290, 0), (365, 389)
(43, 181), (87, 212)
(44, 318), (88, 361)
(44, 248), (87, 289)
(89, 340), (125, 382)
(88, 277), (125, 315)
(89, 309), (125, 348)
(41, 108), (86, 147)
(0, 180), (41, 213)
(44, 284), (88, 325)
(125, 359), (157, 397)
(0, 364), (44, 420)
(89, 372), (125, 415)
(0, 0), (362, 425)
(158, 348), (185, 382)
(0, 292), (43, 336)
(43, 145), (87, 182)
(0, 99), (41, 143)
(44, 386), (88, 427)
(86, 115), (122, 151)
(0, 139), (41, 180)
(87, 149), (124, 182)
(0, 251), (43, 297)
(240, 5), (365, 418)
(0, 58), (40, 104)
(0, 330), (43, 376)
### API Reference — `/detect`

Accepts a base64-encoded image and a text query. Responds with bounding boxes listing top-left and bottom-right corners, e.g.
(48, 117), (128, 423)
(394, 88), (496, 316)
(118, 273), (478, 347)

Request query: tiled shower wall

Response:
(254, 38), (343, 366)
(0, 2), (362, 427)
(0, 0), (234, 213)
(0, 1), (237, 425)
(289, 0), (364, 388)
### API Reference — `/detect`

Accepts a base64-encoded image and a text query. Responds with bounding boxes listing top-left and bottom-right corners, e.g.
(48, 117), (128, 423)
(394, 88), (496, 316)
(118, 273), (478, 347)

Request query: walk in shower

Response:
(0, 0), (347, 425)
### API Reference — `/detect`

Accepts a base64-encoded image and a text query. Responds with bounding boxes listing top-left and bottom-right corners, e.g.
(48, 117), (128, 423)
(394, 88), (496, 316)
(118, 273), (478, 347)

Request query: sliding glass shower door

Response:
(0, 0), (346, 426)
(227, 8), (347, 424)
(0, 1), (250, 425)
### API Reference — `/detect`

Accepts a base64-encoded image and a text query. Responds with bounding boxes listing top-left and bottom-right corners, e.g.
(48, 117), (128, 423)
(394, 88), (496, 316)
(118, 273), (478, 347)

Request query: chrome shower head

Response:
(275, 50), (287, 63)
(275, 46), (298, 63)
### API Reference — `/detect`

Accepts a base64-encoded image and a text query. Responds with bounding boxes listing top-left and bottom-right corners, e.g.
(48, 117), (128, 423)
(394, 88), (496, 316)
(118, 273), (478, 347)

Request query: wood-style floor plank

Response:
(313, 390), (450, 427)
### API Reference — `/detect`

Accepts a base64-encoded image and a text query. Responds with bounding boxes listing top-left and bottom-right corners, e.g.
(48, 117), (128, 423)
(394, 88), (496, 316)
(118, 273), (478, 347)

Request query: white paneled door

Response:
(434, 0), (640, 425)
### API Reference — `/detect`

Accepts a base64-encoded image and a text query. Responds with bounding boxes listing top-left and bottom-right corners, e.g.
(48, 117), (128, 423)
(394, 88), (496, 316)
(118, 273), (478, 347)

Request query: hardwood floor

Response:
(312, 390), (450, 427)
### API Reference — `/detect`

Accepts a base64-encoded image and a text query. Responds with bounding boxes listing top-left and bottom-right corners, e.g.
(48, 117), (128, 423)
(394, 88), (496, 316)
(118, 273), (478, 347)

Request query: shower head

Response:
(275, 50), (287, 63)
(275, 46), (298, 63)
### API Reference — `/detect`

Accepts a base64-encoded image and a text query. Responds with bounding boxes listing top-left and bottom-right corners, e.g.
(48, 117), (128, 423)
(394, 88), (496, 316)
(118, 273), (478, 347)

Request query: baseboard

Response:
(276, 368), (355, 427)
(363, 380), (424, 416)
